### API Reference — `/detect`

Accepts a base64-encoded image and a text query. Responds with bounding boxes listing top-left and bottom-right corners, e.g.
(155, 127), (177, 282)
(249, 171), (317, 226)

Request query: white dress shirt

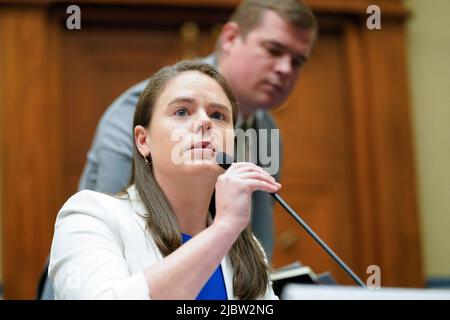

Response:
(48, 185), (278, 300)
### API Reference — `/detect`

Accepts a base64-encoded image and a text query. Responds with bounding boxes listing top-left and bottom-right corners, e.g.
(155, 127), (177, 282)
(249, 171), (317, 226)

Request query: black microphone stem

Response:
(215, 152), (365, 287)
(271, 193), (366, 288)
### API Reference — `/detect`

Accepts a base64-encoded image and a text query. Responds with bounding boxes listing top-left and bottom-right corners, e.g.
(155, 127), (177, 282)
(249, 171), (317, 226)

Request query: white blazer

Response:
(48, 185), (278, 300)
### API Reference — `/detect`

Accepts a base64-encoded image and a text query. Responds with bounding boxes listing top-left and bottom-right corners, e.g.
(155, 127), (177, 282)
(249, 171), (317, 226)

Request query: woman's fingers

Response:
(229, 163), (278, 183)
(237, 171), (279, 187)
(214, 162), (281, 234)
(223, 162), (281, 193)
(243, 179), (281, 193)
(229, 163), (274, 177)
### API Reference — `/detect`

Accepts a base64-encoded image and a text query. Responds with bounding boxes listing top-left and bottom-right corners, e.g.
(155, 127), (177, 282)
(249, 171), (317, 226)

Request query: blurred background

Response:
(0, 0), (449, 299)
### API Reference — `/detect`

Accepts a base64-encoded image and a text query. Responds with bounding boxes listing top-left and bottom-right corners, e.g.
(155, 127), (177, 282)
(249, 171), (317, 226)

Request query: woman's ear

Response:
(134, 125), (151, 157)
(218, 22), (241, 55)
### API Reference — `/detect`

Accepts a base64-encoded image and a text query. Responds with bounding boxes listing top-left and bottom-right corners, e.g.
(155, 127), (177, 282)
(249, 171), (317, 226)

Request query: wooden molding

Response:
(0, 0), (409, 18)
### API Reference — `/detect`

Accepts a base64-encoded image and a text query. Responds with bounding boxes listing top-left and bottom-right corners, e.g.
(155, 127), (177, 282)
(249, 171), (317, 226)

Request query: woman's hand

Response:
(213, 162), (281, 236)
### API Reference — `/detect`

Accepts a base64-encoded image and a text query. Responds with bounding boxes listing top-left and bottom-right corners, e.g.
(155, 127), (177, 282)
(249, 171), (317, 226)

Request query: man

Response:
(39, 0), (316, 299)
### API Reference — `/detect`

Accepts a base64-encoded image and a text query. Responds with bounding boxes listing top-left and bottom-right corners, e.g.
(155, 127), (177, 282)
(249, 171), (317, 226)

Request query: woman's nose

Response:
(194, 110), (212, 133)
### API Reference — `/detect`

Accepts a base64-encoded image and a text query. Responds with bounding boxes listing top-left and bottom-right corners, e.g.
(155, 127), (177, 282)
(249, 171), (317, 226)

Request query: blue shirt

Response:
(181, 233), (228, 300)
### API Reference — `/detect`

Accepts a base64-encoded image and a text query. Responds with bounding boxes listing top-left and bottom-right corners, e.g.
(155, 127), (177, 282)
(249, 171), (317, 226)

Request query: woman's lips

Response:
(188, 141), (216, 152)
(260, 81), (284, 96)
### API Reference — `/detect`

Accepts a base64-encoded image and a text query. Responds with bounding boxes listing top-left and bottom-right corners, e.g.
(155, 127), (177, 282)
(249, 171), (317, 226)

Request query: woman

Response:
(49, 61), (281, 299)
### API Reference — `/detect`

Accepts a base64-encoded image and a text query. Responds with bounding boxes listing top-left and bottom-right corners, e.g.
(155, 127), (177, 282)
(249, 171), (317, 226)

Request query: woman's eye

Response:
(211, 112), (225, 120)
(175, 108), (188, 117)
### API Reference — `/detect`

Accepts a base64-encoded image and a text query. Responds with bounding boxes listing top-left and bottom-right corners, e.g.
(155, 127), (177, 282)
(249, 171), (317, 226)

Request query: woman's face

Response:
(139, 71), (235, 180)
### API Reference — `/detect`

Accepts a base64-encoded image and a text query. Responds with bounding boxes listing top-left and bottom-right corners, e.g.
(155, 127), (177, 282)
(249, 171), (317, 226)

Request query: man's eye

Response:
(292, 58), (304, 69)
(175, 108), (188, 117)
(267, 46), (283, 57)
(211, 112), (225, 120)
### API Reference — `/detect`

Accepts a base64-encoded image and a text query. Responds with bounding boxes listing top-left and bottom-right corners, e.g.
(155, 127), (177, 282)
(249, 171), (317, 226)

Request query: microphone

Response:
(215, 152), (366, 288)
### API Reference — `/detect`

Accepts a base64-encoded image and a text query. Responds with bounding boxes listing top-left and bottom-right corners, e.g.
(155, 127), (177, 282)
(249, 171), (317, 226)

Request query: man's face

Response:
(219, 10), (315, 116)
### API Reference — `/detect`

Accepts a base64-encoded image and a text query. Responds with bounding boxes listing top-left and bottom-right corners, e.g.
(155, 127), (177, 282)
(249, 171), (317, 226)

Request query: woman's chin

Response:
(178, 149), (221, 174)
(184, 148), (216, 161)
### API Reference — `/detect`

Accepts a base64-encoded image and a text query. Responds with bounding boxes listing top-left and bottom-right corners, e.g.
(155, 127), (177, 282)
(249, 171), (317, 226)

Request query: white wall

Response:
(0, 102), (2, 285)
(0, 76), (2, 285)
(405, 0), (450, 279)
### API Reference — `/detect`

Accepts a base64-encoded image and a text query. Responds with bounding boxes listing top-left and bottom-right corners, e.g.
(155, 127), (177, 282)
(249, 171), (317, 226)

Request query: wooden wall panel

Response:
(362, 21), (422, 286)
(0, 7), (63, 299)
(61, 27), (186, 197)
(272, 28), (361, 284)
(59, 8), (223, 199)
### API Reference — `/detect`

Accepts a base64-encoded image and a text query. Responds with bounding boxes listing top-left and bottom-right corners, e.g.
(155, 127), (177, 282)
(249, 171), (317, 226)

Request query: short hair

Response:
(230, 0), (318, 37)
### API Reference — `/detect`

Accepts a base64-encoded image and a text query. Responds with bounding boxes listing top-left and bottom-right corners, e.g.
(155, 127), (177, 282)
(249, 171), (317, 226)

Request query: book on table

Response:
(270, 261), (337, 297)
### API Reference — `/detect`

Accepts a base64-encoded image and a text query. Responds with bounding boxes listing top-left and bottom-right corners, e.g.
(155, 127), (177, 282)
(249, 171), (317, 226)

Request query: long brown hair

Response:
(128, 60), (269, 299)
